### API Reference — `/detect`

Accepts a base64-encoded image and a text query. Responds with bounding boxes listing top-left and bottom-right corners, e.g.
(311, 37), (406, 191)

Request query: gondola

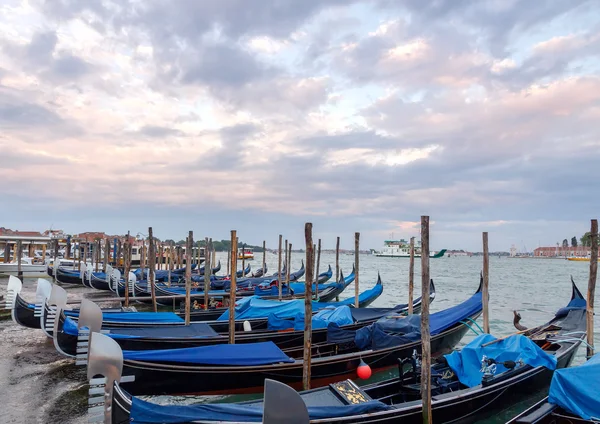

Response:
(4, 277), (126, 330)
(54, 275), (398, 356)
(89, 279), (586, 423)
(49, 273), (389, 343)
(54, 266), (85, 285)
(89, 279), (479, 396)
(507, 352), (599, 424)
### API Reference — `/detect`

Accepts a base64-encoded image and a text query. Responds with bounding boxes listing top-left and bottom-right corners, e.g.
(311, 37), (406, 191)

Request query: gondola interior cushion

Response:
(548, 352), (600, 420)
(130, 397), (390, 423)
(445, 333), (557, 388)
(123, 341), (295, 365)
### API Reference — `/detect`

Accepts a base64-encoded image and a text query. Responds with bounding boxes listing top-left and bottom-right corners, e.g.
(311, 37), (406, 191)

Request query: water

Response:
(1, 254), (598, 423)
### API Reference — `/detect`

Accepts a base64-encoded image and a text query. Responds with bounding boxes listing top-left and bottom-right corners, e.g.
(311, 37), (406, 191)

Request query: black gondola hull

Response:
(13, 294), (41, 329)
(118, 312), (476, 396)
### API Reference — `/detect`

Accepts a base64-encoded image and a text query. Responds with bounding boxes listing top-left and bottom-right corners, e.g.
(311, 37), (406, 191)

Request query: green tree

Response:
(580, 232), (600, 247)
(571, 237), (578, 247)
(562, 239), (568, 248)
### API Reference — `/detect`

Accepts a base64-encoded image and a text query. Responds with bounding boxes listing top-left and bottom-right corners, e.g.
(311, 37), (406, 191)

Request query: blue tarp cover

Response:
(328, 291), (482, 350)
(130, 397), (390, 423)
(548, 353), (600, 420)
(101, 311), (184, 323)
(123, 341), (294, 366)
(445, 333), (557, 388)
(267, 305), (354, 331)
(62, 317), (219, 339)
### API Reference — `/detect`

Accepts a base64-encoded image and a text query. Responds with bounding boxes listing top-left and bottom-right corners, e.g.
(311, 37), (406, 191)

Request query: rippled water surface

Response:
(1, 253), (598, 423)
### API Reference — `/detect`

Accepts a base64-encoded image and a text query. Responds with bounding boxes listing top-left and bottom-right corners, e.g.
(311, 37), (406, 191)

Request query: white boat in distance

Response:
(374, 239), (447, 258)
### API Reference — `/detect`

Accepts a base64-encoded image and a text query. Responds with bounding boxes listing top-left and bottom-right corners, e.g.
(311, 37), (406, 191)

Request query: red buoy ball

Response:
(357, 359), (372, 379)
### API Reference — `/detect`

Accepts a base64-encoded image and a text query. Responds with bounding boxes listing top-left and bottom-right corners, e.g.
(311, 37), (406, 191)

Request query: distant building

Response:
(534, 246), (593, 257)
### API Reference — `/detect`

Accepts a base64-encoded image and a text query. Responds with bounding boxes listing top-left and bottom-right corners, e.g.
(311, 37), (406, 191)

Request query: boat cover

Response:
(62, 317), (220, 339)
(130, 396), (390, 423)
(349, 302), (410, 322)
(267, 305), (354, 331)
(548, 352), (600, 420)
(445, 333), (557, 388)
(100, 312), (184, 323)
(217, 282), (381, 322)
(555, 295), (586, 318)
(328, 291), (482, 349)
(123, 341), (295, 365)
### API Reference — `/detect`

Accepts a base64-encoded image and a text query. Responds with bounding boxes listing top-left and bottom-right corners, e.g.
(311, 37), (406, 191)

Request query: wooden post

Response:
(241, 242), (246, 278)
(103, 238), (109, 272)
(335, 236), (340, 301)
(211, 243), (216, 268)
(66, 237), (71, 260)
(229, 231), (238, 344)
(96, 241), (100, 272)
(284, 238), (288, 281)
(123, 242), (130, 307)
(185, 232), (193, 325)
(315, 239), (321, 300)
(303, 223), (314, 391)
(262, 240), (266, 275)
(148, 228), (157, 313)
(16, 240), (23, 280)
(278, 234), (283, 301)
(3, 242), (9, 263)
(77, 240), (82, 270)
(284, 239), (288, 278)
(41, 242), (47, 263)
(420, 216), (432, 424)
(226, 246), (230, 276)
(204, 237), (210, 310)
(168, 241), (174, 287)
(140, 240), (146, 281)
(482, 232), (490, 334)
(408, 236), (415, 315)
(285, 243), (291, 295)
(354, 232), (360, 308)
(587, 219), (598, 359)
(287, 244), (292, 286)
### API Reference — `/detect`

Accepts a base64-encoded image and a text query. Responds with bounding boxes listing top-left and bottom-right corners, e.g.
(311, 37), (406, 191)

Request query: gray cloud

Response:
(1, 30), (92, 83)
(137, 125), (185, 138)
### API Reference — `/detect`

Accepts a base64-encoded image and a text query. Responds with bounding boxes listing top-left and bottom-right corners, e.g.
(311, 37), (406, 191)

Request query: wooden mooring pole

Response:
(278, 235), (283, 301)
(354, 232), (360, 308)
(303, 223), (314, 391)
(285, 243), (291, 293)
(103, 238), (109, 273)
(315, 238), (321, 300)
(482, 232), (490, 333)
(185, 231), (193, 325)
(204, 237), (210, 310)
(262, 241), (266, 275)
(123, 241), (130, 307)
(17, 240), (22, 280)
(149, 228), (157, 313)
(587, 219), (598, 359)
(335, 236), (340, 301)
(229, 230), (238, 344)
(420, 215), (432, 424)
(408, 236), (415, 315)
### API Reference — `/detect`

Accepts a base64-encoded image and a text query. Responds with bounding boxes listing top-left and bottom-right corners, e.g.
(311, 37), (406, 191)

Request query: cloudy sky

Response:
(1, 0), (599, 251)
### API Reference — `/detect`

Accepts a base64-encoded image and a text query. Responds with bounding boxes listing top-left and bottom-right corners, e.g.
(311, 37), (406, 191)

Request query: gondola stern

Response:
(429, 279), (436, 301)
(87, 332), (129, 424)
(570, 275), (585, 302)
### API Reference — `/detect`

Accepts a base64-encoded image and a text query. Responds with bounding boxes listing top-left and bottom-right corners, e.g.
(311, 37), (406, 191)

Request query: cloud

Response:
(1, 0), (599, 251)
